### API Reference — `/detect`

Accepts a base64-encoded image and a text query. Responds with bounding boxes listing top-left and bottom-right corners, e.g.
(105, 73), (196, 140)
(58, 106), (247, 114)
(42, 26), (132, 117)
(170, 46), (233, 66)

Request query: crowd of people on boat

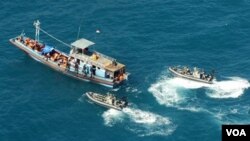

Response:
(174, 66), (213, 81)
(16, 36), (69, 68)
(15, 36), (125, 82)
(88, 92), (127, 109)
(17, 36), (42, 51)
(105, 94), (127, 108)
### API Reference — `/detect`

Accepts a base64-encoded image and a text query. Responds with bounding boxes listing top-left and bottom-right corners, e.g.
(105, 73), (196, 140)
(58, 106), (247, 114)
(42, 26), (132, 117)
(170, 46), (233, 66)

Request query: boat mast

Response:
(32, 20), (72, 48)
(33, 20), (40, 42)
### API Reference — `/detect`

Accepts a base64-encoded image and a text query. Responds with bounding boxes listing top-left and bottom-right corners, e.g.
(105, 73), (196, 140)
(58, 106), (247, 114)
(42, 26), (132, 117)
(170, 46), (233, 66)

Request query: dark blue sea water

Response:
(1, 0), (250, 140)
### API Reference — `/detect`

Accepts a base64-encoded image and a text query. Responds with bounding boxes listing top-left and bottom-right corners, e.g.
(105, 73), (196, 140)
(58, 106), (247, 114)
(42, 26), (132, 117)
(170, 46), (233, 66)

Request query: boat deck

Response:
(71, 52), (125, 72)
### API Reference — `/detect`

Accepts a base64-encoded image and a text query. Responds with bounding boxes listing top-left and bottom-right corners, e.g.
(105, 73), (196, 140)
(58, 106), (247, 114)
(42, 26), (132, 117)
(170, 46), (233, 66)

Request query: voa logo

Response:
(226, 129), (246, 136)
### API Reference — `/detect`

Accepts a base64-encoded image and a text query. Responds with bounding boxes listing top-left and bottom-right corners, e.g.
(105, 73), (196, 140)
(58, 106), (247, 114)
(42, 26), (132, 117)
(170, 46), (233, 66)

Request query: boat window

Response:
(121, 68), (125, 73)
(83, 48), (89, 54)
(77, 48), (83, 54)
(114, 71), (119, 77)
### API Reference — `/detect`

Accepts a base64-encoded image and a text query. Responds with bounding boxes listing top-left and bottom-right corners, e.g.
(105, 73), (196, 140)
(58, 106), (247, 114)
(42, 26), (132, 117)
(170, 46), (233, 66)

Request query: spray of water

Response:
(148, 75), (250, 122)
(149, 76), (250, 108)
(206, 77), (250, 98)
(102, 107), (176, 136)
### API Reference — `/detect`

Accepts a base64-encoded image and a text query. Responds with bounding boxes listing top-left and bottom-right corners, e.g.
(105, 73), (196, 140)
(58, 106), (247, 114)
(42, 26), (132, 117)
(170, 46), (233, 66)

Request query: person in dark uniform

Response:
(75, 63), (79, 74)
(83, 64), (87, 76)
(90, 67), (93, 77)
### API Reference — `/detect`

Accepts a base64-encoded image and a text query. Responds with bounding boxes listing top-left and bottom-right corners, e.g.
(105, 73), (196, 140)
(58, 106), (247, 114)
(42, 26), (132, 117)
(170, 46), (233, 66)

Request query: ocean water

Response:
(1, 0), (250, 140)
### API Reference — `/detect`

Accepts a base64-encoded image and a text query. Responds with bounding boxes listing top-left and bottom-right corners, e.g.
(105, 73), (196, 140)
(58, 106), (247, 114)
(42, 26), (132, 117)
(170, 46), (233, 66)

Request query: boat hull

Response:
(168, 67), (213, 84)
(85, 92), (123, 111)
(9, 38), (119, 88)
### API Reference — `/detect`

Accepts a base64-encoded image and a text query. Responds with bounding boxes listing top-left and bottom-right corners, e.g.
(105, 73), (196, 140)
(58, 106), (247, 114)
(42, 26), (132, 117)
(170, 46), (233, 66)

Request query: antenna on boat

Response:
(21, 29), (25, 36)
(76, 17), (84, 40)
(33, 20), (40, 42)
(77, 26), (81, 39)
(211, 69), (215, 76)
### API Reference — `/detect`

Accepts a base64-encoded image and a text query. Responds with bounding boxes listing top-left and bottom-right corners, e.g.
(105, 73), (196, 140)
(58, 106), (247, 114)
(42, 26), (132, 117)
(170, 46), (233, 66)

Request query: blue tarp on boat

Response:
(41, 45), (54, 54)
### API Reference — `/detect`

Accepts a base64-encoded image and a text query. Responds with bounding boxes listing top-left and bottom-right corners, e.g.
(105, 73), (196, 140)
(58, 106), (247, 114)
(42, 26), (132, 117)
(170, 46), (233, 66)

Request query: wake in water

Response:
(149, 76), (250, 105)
(78, 92), (175, 136)
(102, 108), (176, 136)
(206, 77), (250, 98)
(148, 76), (202, 112)
(205, 104), (250, 124)
(148, 75), (250, 123)
(125, 87), (142, 93)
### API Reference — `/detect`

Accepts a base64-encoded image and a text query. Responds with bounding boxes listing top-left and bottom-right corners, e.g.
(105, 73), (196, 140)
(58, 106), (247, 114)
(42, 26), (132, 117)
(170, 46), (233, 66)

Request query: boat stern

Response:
(123, 72), (130, 80)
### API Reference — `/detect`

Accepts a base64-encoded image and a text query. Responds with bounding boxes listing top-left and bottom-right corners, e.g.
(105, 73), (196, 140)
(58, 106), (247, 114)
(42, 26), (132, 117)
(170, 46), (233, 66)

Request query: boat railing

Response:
(72, 53), (107, 68)
(95, 51), (116, 62)
(86, 57), (107, 68)
(65, 63), (115, 81)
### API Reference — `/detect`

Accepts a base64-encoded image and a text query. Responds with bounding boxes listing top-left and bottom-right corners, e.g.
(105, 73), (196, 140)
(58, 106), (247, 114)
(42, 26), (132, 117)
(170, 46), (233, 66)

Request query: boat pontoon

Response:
(86, 92), (128, 111)
(169, 66), (214, 84)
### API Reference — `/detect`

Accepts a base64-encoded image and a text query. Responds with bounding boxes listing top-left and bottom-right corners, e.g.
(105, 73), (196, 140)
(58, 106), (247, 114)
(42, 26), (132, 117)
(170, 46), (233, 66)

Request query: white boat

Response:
(9, 20), (129, 88)
(169, 66), (214, 84)
(86, 92), (128, 111)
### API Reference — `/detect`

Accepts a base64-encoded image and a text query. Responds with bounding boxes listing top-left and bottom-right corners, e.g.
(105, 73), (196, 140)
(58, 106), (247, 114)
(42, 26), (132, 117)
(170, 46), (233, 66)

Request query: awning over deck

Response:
(42, 45), (54, 54)
(71, 38), (95, 49)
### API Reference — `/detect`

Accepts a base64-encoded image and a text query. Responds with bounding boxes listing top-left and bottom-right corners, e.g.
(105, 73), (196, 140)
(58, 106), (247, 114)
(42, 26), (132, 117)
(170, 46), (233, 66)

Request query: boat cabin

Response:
(69, 38), (126, 82)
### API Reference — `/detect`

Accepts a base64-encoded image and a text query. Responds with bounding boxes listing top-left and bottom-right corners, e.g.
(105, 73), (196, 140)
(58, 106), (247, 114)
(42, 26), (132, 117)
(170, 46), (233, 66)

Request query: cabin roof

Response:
(71, 38), (95, 49)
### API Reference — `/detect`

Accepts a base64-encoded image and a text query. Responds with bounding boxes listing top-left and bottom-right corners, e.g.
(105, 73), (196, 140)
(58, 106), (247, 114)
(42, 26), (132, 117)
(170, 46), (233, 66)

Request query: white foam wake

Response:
(207, 105), (250, 124)
(102, 109), (124, 127)
(148, 77), (183, 106)
(148, 77), (202, 112)
(125, 86), (142, 93)
(148, 76), (250, 113)
(149, 76), (249, 106)
(102, 108), (176, 136)
(206, 77), (250, 98)
(148, 75), (250, 124)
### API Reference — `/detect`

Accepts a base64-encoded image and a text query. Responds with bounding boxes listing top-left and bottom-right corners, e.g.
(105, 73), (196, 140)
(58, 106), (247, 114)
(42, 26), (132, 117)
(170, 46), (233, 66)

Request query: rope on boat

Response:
(38, 27), (72, 48)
